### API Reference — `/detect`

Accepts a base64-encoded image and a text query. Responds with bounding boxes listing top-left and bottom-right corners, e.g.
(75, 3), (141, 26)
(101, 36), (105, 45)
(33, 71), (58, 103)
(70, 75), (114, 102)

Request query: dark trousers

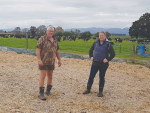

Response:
(87, 64), (108, 87)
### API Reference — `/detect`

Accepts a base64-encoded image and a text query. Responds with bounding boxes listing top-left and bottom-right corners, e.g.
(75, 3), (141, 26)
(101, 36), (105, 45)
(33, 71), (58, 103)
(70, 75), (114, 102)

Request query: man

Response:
(36, 25), (61, 100)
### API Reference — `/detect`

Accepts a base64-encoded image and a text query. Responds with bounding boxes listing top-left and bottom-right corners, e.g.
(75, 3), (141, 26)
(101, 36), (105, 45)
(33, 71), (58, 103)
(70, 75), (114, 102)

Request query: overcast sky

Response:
(0, 0), (149, 30)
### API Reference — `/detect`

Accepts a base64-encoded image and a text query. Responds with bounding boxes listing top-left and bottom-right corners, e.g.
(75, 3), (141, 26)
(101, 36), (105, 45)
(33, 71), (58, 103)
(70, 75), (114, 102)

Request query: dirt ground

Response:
(0, 51), (150, 113)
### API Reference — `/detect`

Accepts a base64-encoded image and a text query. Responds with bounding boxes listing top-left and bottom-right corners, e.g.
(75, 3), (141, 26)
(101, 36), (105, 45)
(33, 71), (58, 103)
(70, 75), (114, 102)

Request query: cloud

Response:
(0, 0), (150, 29)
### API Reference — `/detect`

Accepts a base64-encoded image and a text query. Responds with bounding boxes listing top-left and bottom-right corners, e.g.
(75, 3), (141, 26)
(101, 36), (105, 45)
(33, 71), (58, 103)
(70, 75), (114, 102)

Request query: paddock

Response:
(0, 51), (150, 113)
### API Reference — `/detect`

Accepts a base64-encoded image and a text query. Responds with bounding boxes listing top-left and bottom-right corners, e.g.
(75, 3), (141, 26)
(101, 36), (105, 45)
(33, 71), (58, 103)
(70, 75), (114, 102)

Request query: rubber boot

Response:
(45, 85), (52, 96)
(38, 87), (46, 100)
(98, 87), (103, 97)
(83, 84), (91, 94)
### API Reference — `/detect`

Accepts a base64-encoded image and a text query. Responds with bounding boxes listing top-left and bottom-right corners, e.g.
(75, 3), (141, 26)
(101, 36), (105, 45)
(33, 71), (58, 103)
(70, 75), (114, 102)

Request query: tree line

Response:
(0, 25), (113, 42)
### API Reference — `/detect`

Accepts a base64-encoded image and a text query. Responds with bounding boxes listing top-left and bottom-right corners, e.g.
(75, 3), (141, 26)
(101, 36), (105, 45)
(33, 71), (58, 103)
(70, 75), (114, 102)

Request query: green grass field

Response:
(0, 36), (150, 61)
(0, 37), (37, 49)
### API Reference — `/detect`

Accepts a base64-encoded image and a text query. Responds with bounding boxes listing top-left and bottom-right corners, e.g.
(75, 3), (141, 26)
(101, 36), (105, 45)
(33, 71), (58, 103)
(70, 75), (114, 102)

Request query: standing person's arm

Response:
(103, 44), (115, 63)
(36, 37), (43, 66)
(107, 44), (115, 61)
(89, 42), (95, 61)
(36, 48), (43, 66)
(56, 50), (61, 67)
(56, 42), (61, 67)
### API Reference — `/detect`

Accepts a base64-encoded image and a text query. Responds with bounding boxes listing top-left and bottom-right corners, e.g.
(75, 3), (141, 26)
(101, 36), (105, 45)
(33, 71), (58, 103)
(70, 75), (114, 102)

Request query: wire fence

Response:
(113, 44), (135, 55)
(113, 44), (150, 56)
(138, 41), (150, 45)
(145, 45), (150, 54)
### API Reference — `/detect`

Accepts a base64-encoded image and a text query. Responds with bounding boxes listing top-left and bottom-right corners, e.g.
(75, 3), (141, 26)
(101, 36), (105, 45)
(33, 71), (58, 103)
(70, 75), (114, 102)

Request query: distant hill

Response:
(0, 28), (29, 32)
(64, 27), (129, 36)
(0, 30), (4, 33)
(0, 28), (14, 32)
(1, 27), (130, 36)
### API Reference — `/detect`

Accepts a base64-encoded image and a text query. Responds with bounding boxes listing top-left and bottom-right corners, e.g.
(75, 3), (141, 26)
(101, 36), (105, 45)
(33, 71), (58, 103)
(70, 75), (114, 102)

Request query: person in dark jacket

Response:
(83, 31), (115, 97)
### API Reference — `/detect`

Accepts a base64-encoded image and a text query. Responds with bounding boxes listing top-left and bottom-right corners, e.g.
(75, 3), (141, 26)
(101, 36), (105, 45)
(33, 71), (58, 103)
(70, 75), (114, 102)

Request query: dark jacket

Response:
(89, 39), (115, 66)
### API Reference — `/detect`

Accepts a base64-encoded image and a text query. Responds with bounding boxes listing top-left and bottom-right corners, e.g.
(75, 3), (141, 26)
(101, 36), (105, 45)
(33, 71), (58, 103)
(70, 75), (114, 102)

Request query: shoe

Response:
(45, 85), (52, 96)
(83, 89), (90, 94)
(38, 87), (46, 100)
(98, 92), (103, 97)
(83, 84), (92, 94)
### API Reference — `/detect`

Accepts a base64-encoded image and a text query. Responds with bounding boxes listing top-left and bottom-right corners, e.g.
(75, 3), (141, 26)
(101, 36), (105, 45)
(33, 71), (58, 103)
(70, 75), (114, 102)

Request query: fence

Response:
(113, 44), (137, 55)
(137, 41), (150, 45)
(113, 44), (150, 55)
(145, 45), (150, 54)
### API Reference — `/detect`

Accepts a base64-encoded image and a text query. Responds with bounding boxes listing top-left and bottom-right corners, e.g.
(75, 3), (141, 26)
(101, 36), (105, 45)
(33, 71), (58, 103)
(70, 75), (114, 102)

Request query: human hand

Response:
(58, 60), (61, 67)
(103, 58), (108, 63)
(38, 61), (43, 66)
(90, 57), (94, 61)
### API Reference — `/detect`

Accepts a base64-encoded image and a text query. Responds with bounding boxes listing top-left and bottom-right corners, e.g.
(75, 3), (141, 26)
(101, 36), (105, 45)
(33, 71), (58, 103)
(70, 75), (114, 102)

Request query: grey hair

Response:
(47, 25), (54, 31)
(99, 31), (106, 36)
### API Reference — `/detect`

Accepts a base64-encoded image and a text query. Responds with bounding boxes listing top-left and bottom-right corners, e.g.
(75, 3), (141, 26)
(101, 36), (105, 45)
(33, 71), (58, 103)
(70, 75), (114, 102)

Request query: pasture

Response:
(0, 36), (150, 60)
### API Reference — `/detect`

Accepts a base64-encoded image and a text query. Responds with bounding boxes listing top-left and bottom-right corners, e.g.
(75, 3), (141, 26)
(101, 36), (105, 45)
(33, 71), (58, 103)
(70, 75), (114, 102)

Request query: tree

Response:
(105, 32), (111, 38)
(36, 25), (46, 36)
(129, 20), (140, 39)
(129, 12), (150, 39)
(13, 27), (21, 34)
(55, 26), (64, 32)
(74, 29), (80, 37)
(138, 13), (150, 39)
(80, 31), (92, 42)
(29, 26), (36, 38)
(22, 28), (29, 34)
(94, 32), (99, 38)
(63, 31), (71, 37)
(54, 31), (63, 37)
(69, 30), (76, 37)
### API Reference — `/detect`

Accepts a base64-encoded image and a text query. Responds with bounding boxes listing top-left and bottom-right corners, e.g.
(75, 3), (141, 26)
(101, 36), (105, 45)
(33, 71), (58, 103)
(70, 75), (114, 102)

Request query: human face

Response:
(99, 33), (106, 42)
(46, 29), (54, 37)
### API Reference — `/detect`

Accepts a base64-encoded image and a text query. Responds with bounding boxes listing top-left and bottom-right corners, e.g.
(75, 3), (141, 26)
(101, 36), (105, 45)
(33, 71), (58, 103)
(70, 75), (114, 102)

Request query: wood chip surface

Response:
(0, 51), (150, 113)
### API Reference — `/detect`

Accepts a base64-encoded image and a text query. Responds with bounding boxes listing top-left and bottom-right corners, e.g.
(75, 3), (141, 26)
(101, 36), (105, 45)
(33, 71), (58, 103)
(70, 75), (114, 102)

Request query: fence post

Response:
(133, 45), (135, 54)
(135, 45), (138, 54)
(26, 33), (28, 53)
(120, 45), (121, 53)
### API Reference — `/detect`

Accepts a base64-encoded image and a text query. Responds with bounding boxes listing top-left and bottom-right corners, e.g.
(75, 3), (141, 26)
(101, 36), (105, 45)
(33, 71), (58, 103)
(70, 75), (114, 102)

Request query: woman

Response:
(36, 25), (61, 100)
(83, 31), (115, 97)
